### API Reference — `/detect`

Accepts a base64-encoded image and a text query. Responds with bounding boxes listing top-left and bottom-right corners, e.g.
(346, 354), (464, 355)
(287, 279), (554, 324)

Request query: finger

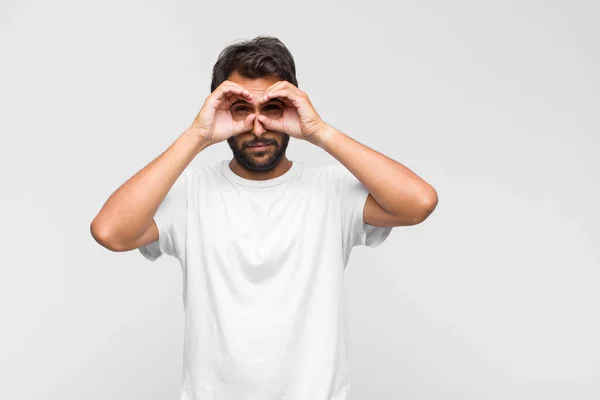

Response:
(263, 88), (302, 108)
(258, 81), (282, 103)
(261, 81), (298, 98)
(214, 84), (253, 102)
(263, 80), (288, 95)
(227, 82), (254, 101)
(215, 88), (252, 104)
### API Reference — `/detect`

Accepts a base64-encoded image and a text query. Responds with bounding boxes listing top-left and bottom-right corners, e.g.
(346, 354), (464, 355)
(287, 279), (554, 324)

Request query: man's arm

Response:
(253, 80), (438, 227)
(308, 126), (438, 226)
(90, 128), (210, 252)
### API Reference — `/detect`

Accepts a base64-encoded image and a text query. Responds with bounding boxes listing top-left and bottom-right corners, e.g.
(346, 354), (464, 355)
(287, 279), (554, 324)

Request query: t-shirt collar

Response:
(221, 159), (300, 187)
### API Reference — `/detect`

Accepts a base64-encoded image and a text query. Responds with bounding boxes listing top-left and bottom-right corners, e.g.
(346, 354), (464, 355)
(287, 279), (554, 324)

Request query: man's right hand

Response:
(189, 80), (257, 145)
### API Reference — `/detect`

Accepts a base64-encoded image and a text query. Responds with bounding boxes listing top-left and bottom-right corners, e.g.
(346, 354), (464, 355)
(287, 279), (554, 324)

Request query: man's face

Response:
(226, 71), (290, 172)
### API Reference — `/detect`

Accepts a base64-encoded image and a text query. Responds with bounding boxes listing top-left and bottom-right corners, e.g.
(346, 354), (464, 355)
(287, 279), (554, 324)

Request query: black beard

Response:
(227, 134), (291, 172)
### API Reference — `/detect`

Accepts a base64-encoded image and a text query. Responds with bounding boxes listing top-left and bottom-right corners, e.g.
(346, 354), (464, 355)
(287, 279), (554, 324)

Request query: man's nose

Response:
(252, 114), (266, 136)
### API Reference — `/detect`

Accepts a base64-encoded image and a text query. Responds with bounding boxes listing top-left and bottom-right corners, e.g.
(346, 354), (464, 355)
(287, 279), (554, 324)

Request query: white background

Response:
(1, 0), (598, 399)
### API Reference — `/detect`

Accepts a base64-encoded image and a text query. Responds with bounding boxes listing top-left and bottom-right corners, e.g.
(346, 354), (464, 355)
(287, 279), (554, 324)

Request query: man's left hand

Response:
(256, 81), (328, 142)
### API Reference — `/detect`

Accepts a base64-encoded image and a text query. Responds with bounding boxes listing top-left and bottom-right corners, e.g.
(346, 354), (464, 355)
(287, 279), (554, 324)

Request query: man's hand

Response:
(189, 80), (257, 145)
(255, 81), (328, 142)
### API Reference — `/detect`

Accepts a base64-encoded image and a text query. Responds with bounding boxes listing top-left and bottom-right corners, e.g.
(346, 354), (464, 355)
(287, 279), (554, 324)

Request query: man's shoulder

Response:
(185, 161), (222, 179)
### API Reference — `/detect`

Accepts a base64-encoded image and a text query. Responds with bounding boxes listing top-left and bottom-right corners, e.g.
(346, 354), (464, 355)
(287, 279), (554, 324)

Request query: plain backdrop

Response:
(1, 0), (598, 399)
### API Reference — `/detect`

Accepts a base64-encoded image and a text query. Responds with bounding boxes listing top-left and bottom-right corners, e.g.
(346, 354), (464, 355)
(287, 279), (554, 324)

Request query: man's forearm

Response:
(308, 125), (437, 221)
(90, 127), (211, 249)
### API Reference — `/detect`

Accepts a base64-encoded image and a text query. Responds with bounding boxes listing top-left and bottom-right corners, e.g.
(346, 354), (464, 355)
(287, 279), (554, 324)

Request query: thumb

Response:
(233, 113), (256, 135)
(257, 115), (284, 132)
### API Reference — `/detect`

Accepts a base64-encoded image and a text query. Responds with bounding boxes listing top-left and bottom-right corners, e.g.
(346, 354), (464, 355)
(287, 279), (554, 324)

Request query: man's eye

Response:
(234, 105), (279, 112)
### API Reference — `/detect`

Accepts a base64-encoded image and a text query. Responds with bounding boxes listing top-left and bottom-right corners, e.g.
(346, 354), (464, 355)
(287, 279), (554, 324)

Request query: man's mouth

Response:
(248, 143), (273, 148)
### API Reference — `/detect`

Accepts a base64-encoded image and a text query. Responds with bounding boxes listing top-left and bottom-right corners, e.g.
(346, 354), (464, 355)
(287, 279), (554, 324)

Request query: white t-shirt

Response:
(139, 159), (393, 400)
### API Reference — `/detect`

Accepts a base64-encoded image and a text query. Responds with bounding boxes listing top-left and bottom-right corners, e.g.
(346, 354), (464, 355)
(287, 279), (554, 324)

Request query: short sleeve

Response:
(138, 168), (190, 262)
(328, 164), (393, 249)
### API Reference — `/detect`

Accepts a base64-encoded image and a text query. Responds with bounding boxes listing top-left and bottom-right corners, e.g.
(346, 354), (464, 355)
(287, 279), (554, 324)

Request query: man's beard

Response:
(227, 133), (290, 172)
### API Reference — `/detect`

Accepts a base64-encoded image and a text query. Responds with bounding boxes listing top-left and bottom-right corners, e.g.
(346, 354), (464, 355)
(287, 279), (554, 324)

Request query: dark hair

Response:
(210, 36), (298, 92)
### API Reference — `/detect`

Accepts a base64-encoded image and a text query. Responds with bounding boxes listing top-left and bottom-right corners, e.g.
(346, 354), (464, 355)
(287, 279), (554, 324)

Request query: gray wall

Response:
(1, 0), (598, 399)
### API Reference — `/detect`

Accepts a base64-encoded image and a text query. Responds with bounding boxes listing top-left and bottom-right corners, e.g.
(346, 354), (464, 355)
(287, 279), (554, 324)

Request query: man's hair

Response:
(210, 36), (298, 92)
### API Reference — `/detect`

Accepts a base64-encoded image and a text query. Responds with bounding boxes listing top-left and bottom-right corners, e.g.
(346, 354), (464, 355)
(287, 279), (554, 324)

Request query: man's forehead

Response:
(227, 71), (281, 89)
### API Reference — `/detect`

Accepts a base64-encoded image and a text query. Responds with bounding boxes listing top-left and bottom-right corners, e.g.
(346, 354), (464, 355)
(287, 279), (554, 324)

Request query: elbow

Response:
(415, 189), (438, 224)
(90, 219), (123, 252)
(425, 188), (438, 213)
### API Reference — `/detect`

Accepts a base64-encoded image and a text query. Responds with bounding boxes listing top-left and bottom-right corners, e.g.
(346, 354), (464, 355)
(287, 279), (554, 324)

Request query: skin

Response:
(225, 71), (293, 180)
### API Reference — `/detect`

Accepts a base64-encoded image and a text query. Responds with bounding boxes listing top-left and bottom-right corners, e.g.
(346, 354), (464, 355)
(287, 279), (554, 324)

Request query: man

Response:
(91, 36), (438, 400)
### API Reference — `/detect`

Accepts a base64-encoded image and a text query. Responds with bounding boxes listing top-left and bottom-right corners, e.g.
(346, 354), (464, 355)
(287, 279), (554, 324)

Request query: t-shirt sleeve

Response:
(328, 164), (393, 249)
(138, 168), (190, 262)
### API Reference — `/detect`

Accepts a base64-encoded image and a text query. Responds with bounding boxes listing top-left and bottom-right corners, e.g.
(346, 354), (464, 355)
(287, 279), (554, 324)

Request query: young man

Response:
(91, 36), (437, 400)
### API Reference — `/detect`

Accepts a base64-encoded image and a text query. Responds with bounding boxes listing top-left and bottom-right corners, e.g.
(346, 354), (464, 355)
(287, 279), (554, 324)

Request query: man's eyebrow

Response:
(231, 98), (285, 107)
